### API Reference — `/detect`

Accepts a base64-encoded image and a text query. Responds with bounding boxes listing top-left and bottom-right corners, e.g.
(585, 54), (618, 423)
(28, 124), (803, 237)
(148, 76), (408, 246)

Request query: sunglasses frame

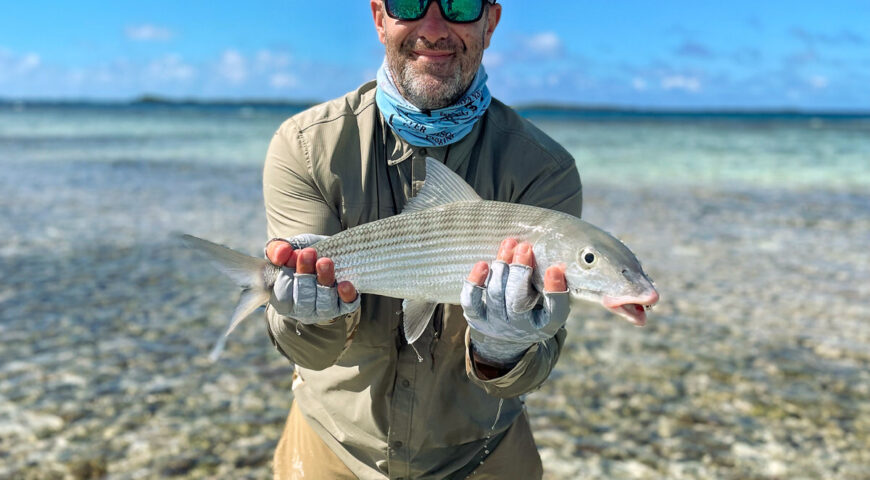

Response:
(384, 0), (497, 24)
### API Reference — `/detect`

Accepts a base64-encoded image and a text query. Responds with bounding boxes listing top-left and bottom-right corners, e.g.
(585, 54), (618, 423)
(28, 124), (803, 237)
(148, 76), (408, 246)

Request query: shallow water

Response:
(532, 113), (870, 191)
(3, 103), (869, 189)
(1, 103), (868, 479)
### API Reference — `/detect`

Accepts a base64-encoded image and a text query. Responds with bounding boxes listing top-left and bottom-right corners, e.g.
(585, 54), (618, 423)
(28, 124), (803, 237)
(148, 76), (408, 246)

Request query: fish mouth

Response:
(602, 291), (660, 327)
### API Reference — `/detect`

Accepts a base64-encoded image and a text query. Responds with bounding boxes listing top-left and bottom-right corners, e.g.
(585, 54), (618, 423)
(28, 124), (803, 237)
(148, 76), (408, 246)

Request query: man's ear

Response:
(483, 3), (502, 49)
(371, 0), (387, 45)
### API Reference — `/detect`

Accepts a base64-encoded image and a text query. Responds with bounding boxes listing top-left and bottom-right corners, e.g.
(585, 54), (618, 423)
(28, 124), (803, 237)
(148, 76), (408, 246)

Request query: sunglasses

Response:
(384, 0), (496, 24)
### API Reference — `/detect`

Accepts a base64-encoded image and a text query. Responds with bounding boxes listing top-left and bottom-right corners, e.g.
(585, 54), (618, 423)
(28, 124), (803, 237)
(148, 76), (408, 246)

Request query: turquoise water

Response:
(0, 104), (291, 166)
(1, 103), (869, 191)
(2, 103), (869, 478)
(532, 115), (870, 191)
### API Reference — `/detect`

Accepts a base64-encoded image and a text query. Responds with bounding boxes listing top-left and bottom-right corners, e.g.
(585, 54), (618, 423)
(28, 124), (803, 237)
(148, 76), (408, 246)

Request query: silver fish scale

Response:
(313, 201), (566, 303)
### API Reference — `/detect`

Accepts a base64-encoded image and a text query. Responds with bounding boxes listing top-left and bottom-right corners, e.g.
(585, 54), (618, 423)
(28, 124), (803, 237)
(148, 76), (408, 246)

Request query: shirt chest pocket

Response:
(345, 295), (402, 348)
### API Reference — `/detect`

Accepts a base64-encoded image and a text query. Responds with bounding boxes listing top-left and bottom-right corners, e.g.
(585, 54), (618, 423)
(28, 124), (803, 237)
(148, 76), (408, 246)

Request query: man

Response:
(261, 1), (582, 478)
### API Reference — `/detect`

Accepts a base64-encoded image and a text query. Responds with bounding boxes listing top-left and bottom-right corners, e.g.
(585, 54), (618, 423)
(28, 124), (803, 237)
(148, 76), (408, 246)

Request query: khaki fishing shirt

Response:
(262, 81), (582, 480)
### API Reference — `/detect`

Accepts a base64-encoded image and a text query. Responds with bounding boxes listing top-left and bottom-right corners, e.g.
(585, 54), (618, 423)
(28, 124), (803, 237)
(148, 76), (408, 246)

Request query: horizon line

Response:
(1, 95), (869, 116)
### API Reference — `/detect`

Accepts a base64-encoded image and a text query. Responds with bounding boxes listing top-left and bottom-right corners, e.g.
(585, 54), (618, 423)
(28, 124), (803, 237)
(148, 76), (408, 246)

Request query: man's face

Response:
(371, 0), (501, 110)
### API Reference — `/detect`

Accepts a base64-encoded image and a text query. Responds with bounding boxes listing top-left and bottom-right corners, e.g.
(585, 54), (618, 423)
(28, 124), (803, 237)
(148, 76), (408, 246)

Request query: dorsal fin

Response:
(402, 157), (482, 214)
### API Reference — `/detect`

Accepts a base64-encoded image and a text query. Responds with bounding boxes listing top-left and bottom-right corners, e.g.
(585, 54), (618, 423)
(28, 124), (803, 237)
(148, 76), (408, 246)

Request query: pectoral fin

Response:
(402, 299), (438, 344)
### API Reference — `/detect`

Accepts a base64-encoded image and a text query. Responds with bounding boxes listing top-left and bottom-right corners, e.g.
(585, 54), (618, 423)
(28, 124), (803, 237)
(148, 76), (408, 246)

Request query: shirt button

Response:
(418, 148), (427, 156)
(401, 379), (410, 388)
(392, 440), (403, 449)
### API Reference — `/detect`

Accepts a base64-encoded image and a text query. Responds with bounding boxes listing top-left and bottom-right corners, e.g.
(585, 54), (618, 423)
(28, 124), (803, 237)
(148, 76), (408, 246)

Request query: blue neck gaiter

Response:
(375, 59), (491, 147)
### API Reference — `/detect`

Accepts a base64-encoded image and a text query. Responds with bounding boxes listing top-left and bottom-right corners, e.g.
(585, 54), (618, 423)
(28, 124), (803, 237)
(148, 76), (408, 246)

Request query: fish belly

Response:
(313, 201), (559, 304)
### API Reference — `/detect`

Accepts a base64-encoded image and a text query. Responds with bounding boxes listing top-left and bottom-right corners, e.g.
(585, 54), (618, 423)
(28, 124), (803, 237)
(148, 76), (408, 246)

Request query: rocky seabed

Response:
(1, 161), (869, 479)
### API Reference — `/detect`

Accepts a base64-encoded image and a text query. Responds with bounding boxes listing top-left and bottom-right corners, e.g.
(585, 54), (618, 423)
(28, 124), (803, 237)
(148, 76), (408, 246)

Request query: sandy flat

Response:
(1, 157), (868, 479)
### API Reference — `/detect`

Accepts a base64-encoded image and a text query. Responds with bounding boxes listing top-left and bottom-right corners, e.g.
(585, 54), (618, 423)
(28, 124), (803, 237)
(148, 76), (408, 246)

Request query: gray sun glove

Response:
(461, 260), (570, 366)
(267, 234), (360, 325)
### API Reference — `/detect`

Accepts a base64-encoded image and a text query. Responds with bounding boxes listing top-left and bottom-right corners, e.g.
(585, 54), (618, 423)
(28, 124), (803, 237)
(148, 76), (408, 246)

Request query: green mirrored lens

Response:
(441, 0), (483, 22)
(386, 0), (426, 20)
(386, 0), (485, 22)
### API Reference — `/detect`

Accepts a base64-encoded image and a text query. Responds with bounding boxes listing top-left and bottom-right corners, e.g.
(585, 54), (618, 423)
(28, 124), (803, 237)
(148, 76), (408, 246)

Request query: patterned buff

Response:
(375, 59), (492, 147)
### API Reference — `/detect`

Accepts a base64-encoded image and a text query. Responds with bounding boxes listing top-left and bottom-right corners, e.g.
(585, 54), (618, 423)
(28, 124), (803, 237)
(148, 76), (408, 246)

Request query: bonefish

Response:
(181, 158), (659, 359)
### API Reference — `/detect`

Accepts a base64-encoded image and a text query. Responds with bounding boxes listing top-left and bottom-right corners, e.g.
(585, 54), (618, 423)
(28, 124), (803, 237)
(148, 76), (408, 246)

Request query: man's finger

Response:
(512, 242), (535, 268)
(337, 281), (358, 303)
(266, 239), (295, 266)
(460, 279), (487, 324)
(467, 261), (489, 286)
(543, 265), (567, 292)
(296, 248), (317, 274)
(316, 257), (336, 286)
(496, 238), (518, 263)
(505, 263), (536, 313)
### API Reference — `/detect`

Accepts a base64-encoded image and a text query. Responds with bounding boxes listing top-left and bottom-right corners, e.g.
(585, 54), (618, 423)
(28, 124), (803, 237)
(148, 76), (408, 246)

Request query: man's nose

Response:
(416, 1), (450, 43)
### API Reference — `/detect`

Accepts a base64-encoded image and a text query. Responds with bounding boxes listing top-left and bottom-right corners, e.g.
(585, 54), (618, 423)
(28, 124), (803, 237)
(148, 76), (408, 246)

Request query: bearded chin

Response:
(395, 64), (466, 110)
(386, 34), (474, 110)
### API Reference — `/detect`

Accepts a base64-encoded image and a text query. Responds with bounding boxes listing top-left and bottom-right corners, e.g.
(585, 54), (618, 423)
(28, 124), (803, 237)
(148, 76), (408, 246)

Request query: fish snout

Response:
(602, 289), (659, 327)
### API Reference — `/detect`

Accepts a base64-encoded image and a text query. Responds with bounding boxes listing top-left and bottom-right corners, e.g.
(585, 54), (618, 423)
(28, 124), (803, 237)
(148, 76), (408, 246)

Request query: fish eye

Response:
(579, 247), (598, 268)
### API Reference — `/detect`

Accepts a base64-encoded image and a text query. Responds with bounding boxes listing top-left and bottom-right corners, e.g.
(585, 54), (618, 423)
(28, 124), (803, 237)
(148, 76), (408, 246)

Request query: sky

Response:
(1, 1), (868, 109)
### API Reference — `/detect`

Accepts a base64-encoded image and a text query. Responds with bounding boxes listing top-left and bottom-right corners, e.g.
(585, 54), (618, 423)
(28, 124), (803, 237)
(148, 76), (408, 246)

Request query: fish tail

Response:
(176, 234), (274, 361)
(208, 287), (272, 362)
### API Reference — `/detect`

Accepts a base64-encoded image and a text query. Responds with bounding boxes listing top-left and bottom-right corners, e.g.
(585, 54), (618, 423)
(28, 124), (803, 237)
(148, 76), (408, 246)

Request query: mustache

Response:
(401, 37), (465, 54)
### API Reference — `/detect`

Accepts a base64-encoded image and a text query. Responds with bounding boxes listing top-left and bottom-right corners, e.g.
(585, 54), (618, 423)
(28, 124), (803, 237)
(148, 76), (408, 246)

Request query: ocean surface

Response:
(2, 102), (869, 190)
(2, 102), (869, 479)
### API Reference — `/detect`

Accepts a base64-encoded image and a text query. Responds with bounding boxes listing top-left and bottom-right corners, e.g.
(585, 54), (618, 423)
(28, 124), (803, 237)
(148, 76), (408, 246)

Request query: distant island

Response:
(511, 103), (870, 118)
(1, 96), (869, 118)
(131, 94), (316, 109)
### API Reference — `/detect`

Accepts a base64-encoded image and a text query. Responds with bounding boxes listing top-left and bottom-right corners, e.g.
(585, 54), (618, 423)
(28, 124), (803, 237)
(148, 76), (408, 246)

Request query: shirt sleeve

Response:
(516, 151), (583, 218)
(464, 326), (567, 398)
(262, 119), (360, 370)
(464, 152), (582, 397)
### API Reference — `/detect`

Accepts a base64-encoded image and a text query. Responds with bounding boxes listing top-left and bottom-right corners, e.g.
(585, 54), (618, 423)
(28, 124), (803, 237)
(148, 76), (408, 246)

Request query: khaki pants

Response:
(273, 402), (543, 480)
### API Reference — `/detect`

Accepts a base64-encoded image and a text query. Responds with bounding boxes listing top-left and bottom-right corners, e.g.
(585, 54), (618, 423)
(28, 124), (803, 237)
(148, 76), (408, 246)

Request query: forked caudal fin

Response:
(176, 234), (272, 361)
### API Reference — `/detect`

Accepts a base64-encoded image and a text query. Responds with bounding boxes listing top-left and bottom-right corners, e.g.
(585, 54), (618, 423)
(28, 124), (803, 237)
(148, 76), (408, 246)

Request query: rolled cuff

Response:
(464, 326), (566, 398)
(266, 303), (360, 370)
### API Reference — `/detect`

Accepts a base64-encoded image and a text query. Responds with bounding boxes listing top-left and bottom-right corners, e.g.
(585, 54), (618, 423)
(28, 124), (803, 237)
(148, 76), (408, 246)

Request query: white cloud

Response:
(661, 75), (701, 92)
(255, 49), (291, 72)
(482, 51), (504, 69)
(522, 32), (562, 57)
(632, 77), (648, 91)
(808, 75), (828, 89)
(93, 68), (115, 84)
(270, 73), (297, 89)
(217, 49), (247, 84)
(0, 48), (41, 80)
(17, 53), (41, 73)
(125, 24), (174, 42)
(147, 54), (195, 82)
(213, 48), (298, 89)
